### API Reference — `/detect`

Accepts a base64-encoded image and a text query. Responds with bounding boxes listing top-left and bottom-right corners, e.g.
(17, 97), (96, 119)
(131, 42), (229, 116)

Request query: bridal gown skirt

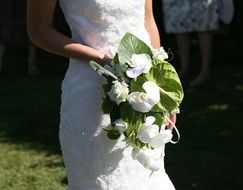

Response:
(59, 59), (176, 190)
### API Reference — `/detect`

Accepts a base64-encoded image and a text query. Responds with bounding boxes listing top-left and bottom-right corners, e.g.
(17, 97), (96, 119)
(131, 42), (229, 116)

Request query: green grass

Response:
(0, 70), (67, 189)
(0, 29), (242, 189)
(0, 143), (65, 190)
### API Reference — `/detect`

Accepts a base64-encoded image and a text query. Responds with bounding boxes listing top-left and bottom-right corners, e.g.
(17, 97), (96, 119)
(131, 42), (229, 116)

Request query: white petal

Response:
(152, 47), (168, 61)
(137, 127), (151, 143)
(136, 150), (152, 166)
(107, 90), (117, 102)
(115, 98), (126, 105)
(143, 82), (160, 105)
(126, 66), (146, 78)
(131, 54), (152, 67)
(150, 130), (173, 148)
(132, 148), (140, 160)
(145, 158), (163, 171)
(128, 92), (152, 113)
(126, 54), (152, 78)
(115, 119), (127, 134)
(137, 125), (159, 143)
(145, 116), (156, 126)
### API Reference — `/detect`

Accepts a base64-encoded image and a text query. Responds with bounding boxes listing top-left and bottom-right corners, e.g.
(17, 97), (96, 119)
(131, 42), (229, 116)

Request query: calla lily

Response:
(108, 80), (129, 105)
(126, 54), (152, 78)
(149, 129), (173, 148)
(152, 47), (168, 61)
(128, 81), (160, 113)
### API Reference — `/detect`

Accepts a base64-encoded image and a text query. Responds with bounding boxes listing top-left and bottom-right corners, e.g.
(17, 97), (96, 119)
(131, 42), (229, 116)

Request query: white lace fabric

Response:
(58, 0), (175, 189)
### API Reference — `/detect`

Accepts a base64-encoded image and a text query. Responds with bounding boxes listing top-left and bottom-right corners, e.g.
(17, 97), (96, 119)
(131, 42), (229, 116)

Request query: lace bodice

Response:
(59, 0), (151, 56)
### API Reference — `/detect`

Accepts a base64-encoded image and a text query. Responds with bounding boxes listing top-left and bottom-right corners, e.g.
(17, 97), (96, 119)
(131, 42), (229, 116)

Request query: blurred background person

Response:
(0, 0), (39, 75)
(162, 0), (219, 86)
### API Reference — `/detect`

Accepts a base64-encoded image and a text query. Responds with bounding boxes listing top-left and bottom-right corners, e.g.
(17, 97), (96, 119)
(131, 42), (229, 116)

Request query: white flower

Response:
(135, 149), (163, 171)
(152, 47), (168, 61)
(137, 116), (159, 143)
(114, 119), (128, 134)
(128, 81), (160, 113)
(126, 54), (152, 78)
(149, 129), (173, 148)
(136, 149), (152, 166)
(145, 158), (163, 171)
(137, 116), (172, 148)
(108, 80), (129, 105)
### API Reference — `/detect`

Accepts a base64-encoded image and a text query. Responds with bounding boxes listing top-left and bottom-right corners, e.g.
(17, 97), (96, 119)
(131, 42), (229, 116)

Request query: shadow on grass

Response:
(0, 70), (64, 154)
(166, 62), (243, 189)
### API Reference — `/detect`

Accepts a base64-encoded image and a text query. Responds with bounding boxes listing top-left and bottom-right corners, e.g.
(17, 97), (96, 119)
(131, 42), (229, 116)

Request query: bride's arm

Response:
(144, 0), (161, 48)
(27, 0), (110, 65)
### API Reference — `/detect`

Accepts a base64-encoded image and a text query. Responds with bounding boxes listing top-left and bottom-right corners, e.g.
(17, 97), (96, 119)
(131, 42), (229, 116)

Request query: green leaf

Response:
(120, 102), (143, 137)
(130, 61), (184, 112)
(110, 106), (120, 122)
(102, 97), (116, 114)
(130, 75), (147, 92)
(118, 32), (152, 65)
(146, 112), (166, 129)
(107, 130), (121, 140)
(102, 84), (111, 94)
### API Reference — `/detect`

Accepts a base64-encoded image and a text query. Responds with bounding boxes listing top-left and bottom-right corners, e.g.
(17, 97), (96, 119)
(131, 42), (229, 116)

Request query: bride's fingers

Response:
(167, 114), (176, 131)
(102, 54), (113, 66)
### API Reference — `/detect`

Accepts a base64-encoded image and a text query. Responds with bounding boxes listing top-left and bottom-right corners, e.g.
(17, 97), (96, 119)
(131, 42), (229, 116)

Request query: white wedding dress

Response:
(58, 0), (176, 189)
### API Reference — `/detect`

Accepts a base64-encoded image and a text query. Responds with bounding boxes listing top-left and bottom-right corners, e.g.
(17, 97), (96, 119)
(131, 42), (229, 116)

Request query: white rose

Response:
(108, 80), (129, 105)
(152, 47), (168, 61)
(128, 81), (160, 113)
(126, 54), (152, 79)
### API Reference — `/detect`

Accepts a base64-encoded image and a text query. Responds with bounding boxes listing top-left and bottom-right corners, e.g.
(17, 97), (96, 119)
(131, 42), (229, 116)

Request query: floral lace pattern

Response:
(162, 0), (219, 33)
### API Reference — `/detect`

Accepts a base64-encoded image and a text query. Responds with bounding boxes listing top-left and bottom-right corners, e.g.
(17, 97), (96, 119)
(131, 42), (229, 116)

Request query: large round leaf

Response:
(130, 61), (184, 112)
(117, 32), (152, 65)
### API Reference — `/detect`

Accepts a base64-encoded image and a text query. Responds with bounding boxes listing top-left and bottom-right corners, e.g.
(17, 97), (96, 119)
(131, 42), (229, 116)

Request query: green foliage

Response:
(130, 60), (184, 113)
(107, 130), (121, 140)
(97, 32), (184, 147)
(120, 103), (144, 147)
(102, 97), (116, 114)
(117, 32), (152, 64)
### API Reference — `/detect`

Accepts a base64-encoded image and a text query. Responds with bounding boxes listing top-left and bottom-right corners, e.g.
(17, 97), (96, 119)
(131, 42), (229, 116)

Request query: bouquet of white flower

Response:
(90, 32), (184, 172)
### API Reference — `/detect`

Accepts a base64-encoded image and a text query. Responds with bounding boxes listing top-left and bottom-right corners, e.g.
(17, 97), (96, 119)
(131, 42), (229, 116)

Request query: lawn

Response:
(0, 16), (243, 190)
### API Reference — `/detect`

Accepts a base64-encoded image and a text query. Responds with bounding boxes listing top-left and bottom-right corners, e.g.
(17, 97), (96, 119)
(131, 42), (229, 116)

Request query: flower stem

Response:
(89, 61), (118, 80)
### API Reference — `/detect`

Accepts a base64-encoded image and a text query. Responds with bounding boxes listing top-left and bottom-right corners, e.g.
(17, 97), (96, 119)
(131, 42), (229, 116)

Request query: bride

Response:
(27, 0), (177, 189)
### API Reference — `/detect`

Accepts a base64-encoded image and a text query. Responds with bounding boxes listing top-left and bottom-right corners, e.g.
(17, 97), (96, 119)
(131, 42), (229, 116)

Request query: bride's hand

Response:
(94, 52), (113, 66)
(167, 114), (176, 131)
(100, 54), (113, 66)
